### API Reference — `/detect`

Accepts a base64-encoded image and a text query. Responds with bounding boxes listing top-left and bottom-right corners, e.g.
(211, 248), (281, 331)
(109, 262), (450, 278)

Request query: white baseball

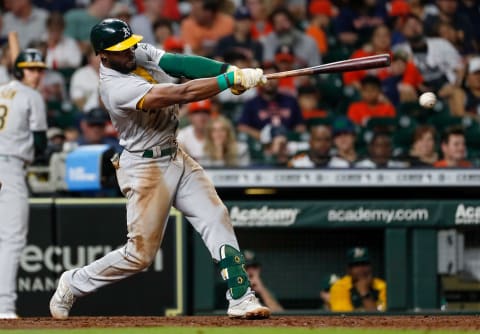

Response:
(419, 92), (436, 109)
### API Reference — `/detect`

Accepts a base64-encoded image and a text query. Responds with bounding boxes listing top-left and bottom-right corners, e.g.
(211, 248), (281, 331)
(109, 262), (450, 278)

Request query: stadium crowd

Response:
(1, 0), (480, 169)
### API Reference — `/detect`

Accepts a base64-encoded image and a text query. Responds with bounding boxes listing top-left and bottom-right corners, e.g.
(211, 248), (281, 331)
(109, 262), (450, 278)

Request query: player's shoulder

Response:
(373, 277), (386, 289)
(331, 275), (352, 290)
(7, 81), (41, 98)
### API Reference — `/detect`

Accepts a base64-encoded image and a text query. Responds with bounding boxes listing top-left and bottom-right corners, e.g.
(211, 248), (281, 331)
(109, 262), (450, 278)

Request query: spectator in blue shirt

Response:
(237, 63), (306, 141)
(78, 107), (122, 153)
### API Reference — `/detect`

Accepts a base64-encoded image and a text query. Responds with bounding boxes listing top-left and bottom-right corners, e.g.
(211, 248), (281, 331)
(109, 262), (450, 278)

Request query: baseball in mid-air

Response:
(419, 92), (437, 109)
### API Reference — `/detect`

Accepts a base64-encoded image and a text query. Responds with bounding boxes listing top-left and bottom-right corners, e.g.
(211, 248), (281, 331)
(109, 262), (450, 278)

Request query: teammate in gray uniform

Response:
(0, 49), (48, 319)
(50, 18), (271, 319)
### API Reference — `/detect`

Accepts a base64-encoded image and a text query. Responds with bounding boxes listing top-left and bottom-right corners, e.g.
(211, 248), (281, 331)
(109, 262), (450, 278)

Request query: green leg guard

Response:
(219, 245), (250, 299)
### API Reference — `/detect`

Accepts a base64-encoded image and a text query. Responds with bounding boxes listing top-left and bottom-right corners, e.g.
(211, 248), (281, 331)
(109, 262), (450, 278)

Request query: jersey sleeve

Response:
(136, 43), (165, 66)
(28, 90), (47, 131)
(107, 76), (154, 112)
(329, 279), (354, 312)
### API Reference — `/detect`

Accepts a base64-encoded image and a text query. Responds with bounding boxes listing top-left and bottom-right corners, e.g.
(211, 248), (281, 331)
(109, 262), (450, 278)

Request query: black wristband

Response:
(220, 63), (229, 73)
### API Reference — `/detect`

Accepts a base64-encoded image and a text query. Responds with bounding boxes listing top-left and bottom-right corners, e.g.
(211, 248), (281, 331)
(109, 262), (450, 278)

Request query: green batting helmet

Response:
(13, 48), (47, 79)
(90, 18), (143, 54)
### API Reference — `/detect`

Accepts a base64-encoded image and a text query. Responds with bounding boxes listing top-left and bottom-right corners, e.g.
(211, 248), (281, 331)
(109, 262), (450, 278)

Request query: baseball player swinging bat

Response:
(265, 53), (391, 80)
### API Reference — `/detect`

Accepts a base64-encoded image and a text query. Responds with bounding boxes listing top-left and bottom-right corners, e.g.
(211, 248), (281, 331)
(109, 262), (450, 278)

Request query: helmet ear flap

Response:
(13, 66), (23, 80)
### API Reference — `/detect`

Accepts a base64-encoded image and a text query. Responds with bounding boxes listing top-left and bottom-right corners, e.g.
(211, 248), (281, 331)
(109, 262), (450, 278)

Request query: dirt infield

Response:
(0, 315), (479, 330)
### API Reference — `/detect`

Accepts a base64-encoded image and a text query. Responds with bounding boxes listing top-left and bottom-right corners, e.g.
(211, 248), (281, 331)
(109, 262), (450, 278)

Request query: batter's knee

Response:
(212, 204), (232, 226)
(125, 238), (158, 270)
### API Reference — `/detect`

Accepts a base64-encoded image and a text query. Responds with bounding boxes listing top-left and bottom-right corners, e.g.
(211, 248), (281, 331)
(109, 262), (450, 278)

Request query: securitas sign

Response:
(65, 144), (110, 191)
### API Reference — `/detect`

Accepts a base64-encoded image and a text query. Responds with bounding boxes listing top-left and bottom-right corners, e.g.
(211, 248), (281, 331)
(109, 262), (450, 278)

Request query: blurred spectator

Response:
(355, 132), (407, 168)
(319, 273), (339, 311)
(214, 6), (263, 66)
(458, 0), (480, 49)
(343, 24), (392, 89)
(32, 0), (76, 13)
(246, 0), (273, 40)
(260, 126), (290, 166)
(180, 0), (234, 56)
(109, 2), (134, 24)
(424, 0), (475, 55)
(405, 125), (438, 167)
(65, 0), (115, 54)
(347, 76), (396, 126)
(237, 64), (306, 141)
(434, 126), (472, 168)
(333, 0), (387, 48)
(45, 127), (66, 159)
(343, 24), (422, 103)
(306, 0), (337, 56)
(153, 19), (174, 50)
(70, 46), (101, 111)
(78, 107), (121, 153)
(332, 116), (358, 165)
(381, 50), (423, 106)
(274, 45), (298, 96)
(131, 0), (163, 45)
(387, 0), (411, 46)
(162, 36), (185, 54)
(177, 99), (212, 161)
(263, 7), (320, 68)
(288, 124), (349, 168)
(450, 57), (480, 119)
(44, 12), (82, 70)
(435, 21), (464, 55)
(409, 0), (440, 20)
(39, 67), (68, 110)
(0, 45), (12, 85)
(297, 84), (329, 121)
(1, 0), (48, 49)
(330, 247), (386, 312)
(200, 116), (250, 167)
(243, 250), (284, 313)
(63, 126), (80, 152)
(393, 14), (462, 99)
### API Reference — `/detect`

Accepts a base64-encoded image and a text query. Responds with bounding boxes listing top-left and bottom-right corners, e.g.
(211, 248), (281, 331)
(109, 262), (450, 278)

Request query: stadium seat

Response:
(365, 117), (397, 133)
(465, 118), (480, 151)
(316, 73), (344, 109)
(392, 115), (418, 156)
(427, 113), (463, 133)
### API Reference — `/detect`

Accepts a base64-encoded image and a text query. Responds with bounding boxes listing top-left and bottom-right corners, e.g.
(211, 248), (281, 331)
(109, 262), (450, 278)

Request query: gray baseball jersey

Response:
(66, 44), (242, 306)
(99, 43), (178, 152)
(0, 80), (47, 314)
(0, 80), (47, 162)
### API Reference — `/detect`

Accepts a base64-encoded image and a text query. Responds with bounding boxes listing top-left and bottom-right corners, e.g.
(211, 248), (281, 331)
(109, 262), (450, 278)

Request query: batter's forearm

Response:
(159, 53), (229, 79)
(141, 73), (235, 109)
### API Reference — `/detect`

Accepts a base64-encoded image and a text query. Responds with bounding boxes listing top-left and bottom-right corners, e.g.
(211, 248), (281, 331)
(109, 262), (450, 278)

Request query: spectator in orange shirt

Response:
(343, 24), (422, 97)
(246, 0), (273, 40)
(343, 24), (391, 89)
(306, 0), (337, 56)
(382, 50), (423, 106)
(274, 45), (297, 96)
(180, 0), (234, 56)
(347, 76), (396, 126)
(434, 126), (473, 168)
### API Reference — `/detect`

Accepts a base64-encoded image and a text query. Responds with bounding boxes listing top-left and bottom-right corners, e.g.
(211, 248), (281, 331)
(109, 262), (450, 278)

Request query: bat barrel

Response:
(265, 53), (391, 80)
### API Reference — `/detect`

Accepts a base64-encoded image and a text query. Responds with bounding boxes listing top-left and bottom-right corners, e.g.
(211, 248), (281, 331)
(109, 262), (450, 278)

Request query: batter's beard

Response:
(110, 59), (137, 74)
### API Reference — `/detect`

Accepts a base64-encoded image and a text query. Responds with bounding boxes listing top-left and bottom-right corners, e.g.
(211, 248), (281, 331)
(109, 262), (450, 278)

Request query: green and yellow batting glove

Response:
(227, 65), (267, 94)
